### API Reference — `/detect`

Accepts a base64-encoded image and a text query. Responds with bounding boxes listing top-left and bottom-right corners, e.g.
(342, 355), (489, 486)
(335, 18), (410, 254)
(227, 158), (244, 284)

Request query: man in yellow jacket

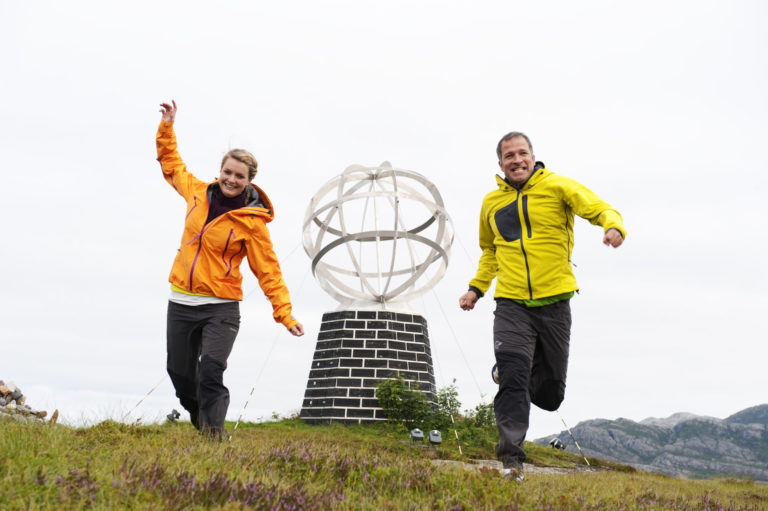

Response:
(459, 132), (625, 480)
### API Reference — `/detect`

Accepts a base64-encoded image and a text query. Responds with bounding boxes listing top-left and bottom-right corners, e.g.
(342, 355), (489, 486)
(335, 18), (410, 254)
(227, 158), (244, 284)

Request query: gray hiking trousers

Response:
(166, 301), (240, 437)
(493, 298), (571, 467)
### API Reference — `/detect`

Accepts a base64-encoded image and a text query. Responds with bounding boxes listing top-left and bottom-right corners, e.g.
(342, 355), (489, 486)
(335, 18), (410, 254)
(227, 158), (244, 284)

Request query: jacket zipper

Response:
(229, 241), (246, 277)
(563, 204), (574, 265)
(522, 195), (532, 239)
(187, 211), (239, 290)
(517, 189), (534, 299)
(185, 196), (202, 291)
(185, 197), (198, 220)
(222, 229), (234, 276)
(186, 212), (217, 291)
(188, 225), (212, 291)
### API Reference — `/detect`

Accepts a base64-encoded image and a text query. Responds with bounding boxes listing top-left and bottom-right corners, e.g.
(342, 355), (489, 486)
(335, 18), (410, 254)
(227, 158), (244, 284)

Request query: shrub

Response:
(466, 400), (495, 428)
(433, 379), (461, 430)
(376, 376), (463, 431)
(375, 375), (431, 429)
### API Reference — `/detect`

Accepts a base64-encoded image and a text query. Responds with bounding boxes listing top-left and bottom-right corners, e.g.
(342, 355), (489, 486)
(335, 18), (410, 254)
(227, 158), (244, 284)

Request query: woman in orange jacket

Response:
(157, 100), (303, 439)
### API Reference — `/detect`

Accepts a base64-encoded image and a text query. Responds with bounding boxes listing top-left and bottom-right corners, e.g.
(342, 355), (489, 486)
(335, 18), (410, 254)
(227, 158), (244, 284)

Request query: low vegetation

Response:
(2, 413), (767, 510)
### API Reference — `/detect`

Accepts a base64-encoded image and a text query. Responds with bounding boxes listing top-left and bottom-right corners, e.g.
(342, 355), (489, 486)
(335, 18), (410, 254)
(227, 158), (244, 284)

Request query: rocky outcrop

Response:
(0, 380), (58, 424)
(534, 404), (768, 481)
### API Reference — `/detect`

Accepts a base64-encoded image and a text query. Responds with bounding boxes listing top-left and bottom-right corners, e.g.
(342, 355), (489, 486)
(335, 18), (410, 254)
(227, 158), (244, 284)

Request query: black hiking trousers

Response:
(166, 300), (240, 438)
(493, 298), (571, 467)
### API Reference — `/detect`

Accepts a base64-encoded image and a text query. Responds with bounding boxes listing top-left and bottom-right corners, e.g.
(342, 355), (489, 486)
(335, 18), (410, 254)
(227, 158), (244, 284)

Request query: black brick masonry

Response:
(300, 310), (436, 424)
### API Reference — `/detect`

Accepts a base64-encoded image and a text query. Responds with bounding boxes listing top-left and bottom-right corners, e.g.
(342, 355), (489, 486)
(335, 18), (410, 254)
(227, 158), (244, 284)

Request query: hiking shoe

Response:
(501, 466), (524, 483)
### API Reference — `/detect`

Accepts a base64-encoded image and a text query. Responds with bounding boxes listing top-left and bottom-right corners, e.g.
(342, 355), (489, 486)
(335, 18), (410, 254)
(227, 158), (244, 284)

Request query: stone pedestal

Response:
(300, 310), (436, 424)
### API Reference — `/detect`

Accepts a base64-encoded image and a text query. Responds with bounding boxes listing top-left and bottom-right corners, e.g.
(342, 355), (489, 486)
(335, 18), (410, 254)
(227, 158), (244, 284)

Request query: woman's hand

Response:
(159, 100), (177, 122)
(289, 323), (305, 337)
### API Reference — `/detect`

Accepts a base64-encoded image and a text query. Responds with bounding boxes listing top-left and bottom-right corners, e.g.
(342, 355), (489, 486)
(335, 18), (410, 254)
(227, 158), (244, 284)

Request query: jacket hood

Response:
(496, 161), (548, 191)
(208, 181), (275, 222)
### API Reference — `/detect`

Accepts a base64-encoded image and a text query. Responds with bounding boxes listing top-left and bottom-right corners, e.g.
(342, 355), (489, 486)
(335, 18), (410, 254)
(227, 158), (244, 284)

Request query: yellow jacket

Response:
(156, 121), (297, 329)
(469, 167), (625, 300)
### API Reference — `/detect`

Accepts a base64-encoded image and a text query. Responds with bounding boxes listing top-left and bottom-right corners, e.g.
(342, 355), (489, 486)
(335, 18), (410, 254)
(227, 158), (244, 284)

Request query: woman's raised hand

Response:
(159, 100), (177, 122)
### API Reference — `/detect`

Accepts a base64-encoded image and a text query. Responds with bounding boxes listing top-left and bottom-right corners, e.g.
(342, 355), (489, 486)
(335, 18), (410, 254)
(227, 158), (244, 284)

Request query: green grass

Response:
(1, 416), (767, 510)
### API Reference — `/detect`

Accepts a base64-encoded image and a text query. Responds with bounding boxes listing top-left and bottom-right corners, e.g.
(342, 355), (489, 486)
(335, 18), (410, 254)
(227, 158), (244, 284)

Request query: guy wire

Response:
(557, 409), (591, 466)
(122, 374), (167, 422)
(231, 332), (280, 437)
(244, 242), (304, 301)
(419, 294), (463, 457)
(455, 233), (477, 270)
(430, 288), (483, 396)
(232, 262), (312, 438)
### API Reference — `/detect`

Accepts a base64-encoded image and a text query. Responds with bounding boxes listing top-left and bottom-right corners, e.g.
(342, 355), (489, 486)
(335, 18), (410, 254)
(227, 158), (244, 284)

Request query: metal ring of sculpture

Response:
(302, 161), (454, 308)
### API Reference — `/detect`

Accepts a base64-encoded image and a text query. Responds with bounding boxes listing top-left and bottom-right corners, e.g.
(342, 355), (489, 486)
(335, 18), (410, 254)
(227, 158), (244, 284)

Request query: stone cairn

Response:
(0, 380), (58, 424)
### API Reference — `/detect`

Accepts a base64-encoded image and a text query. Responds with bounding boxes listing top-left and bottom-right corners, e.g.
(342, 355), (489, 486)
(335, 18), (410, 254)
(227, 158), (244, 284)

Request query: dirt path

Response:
(431, 459), (600, 476)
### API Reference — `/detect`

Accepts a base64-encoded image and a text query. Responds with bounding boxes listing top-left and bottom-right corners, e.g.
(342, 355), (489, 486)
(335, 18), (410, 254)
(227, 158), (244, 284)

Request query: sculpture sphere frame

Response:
(302, 162), (454, 308)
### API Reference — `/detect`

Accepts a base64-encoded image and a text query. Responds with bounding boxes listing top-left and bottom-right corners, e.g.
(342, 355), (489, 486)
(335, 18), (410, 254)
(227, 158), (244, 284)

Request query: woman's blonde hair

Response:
(221, 149), (258, 180)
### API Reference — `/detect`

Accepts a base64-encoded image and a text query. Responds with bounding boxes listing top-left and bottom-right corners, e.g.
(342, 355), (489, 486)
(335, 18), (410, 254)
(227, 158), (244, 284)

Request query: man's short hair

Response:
(496, 132), (533, 161)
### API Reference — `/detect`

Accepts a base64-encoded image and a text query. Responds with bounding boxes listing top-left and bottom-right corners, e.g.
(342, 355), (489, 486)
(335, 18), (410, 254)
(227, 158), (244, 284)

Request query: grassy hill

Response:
(1, 416), (767, 510)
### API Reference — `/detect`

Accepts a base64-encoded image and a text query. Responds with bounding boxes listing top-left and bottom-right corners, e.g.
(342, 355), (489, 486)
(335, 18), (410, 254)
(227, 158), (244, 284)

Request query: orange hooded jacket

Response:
(156, 121), (297, 330)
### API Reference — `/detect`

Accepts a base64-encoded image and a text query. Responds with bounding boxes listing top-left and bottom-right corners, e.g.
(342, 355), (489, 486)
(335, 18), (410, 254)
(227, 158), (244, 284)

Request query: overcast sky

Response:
(2, 0), (766, 439)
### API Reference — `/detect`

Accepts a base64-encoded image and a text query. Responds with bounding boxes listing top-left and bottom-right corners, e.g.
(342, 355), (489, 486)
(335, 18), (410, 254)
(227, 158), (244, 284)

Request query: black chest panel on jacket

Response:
(495, 199), (522, 242)
(495, 195), (532, 243)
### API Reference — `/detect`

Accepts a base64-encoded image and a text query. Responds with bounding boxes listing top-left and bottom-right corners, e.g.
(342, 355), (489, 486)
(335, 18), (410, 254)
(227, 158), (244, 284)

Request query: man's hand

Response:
(159, 100), (177, 122)
(289, 323), (305, 337)
(459, 290), (479, 311)
(603, 228), (624, 248)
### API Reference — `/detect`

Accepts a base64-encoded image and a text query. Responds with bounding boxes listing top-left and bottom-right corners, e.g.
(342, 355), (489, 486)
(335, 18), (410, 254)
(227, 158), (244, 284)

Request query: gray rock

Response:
(0, 379), (47, 423)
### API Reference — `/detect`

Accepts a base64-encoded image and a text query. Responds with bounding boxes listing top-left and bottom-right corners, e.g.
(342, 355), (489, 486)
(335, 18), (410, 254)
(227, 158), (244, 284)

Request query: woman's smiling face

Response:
(218, 157), (251, 197)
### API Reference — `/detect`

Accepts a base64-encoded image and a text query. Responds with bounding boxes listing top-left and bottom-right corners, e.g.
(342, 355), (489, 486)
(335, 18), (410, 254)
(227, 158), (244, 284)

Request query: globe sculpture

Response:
(300, 161), (453, 424)
(302, 161), (454, 309)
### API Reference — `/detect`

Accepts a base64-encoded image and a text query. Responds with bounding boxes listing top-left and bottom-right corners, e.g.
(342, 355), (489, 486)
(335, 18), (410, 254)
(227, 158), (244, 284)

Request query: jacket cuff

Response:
(468, 286), (484, 298)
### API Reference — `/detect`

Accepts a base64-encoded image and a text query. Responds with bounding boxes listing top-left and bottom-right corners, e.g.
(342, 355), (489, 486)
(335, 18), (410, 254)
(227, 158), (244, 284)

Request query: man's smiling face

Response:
(498, 136), (535, 186)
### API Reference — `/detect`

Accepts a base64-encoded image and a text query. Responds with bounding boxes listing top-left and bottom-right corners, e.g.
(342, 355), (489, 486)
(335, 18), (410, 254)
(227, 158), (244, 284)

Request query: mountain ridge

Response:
(534, 404), (768, 481)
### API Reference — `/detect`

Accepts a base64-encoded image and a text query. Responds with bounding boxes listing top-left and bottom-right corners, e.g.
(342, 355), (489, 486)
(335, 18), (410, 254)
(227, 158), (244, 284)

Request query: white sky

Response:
(1, 0), (766, 439)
